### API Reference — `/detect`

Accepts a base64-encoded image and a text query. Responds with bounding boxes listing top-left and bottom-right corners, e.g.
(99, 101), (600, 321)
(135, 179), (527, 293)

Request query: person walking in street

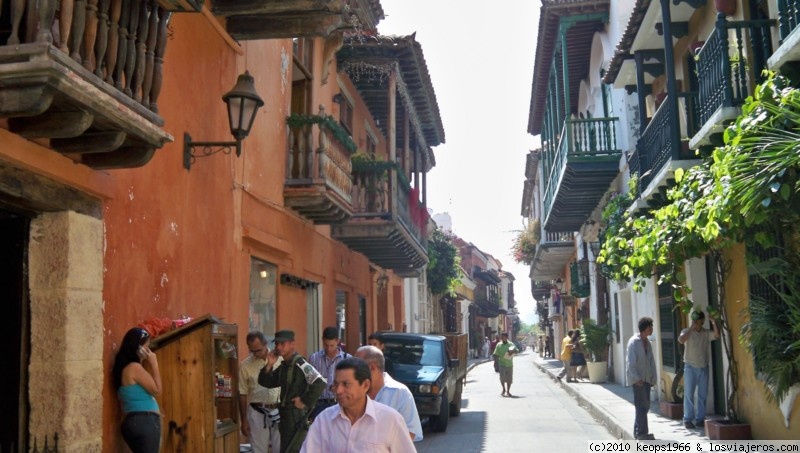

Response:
(556, 329), (575, 382)
(482, 337), (490, 359)
(308, 326), (351, 420)
(538, 335), (546, 358)
(367, 331), (395, 376)
(355, 345), (423, 441)
(112, 327), (162, 453)
(678, 309), (719, 430)
(259, 330), (327, 453)
(493, 332), (518, 397)
(490, 334), (501, 372)
(300, 357), (416, 453)
(627, 317), (657, 440)
(239, 331), (282, 453)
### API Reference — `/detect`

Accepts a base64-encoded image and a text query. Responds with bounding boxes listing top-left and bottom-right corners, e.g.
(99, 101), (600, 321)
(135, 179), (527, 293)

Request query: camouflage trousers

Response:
(277, 407), (309, 453)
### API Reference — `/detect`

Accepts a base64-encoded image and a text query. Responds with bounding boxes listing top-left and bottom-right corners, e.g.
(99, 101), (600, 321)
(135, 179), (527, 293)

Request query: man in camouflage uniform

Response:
(258, 330), (326, 453)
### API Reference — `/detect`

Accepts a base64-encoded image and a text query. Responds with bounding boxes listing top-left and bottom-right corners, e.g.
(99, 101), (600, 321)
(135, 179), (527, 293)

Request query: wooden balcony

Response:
(542, 117), (621, 232)
(629, 93), (699, 199)
(690, 14), (774, 149)
(211, 0), (384, 40)
(330, 163), (428, 274)
(0, 0), (173, 169)
(283, 109), (354, 224)
(530, 230), (575, 282)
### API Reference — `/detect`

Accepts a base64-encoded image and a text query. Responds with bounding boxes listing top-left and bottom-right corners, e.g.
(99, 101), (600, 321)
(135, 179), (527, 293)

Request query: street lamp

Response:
(183, 71), (264, 170)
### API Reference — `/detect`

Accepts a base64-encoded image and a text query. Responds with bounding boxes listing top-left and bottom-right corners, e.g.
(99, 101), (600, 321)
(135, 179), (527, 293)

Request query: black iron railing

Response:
(695, 14), (774, 127)
(778, 0), (800, 43)
(634, 93), (698, 193)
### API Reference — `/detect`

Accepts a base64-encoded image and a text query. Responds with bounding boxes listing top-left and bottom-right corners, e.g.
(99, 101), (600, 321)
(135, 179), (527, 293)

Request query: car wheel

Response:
(449, 379), (463, 417)
(430, 389), (449, 432)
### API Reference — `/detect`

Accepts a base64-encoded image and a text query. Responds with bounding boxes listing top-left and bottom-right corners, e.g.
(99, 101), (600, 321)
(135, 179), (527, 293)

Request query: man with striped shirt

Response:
(308, 326), (351, 420)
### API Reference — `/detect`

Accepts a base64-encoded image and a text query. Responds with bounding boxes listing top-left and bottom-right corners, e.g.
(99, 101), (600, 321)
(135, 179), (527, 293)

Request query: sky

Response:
(377, 1), (542, 324)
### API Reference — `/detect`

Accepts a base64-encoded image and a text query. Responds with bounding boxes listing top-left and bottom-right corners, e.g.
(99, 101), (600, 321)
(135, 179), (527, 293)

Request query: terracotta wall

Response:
(99, 14), (395, 451)
(724, 244), (800, 439)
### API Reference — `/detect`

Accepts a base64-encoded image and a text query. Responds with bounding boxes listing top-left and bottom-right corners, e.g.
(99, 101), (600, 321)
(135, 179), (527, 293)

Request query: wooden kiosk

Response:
(150, 314), (240, 452)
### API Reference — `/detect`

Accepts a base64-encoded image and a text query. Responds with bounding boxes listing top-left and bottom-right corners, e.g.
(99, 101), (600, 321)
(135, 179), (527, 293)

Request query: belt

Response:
(250, 403), (279, 410)
(317, 398), (336, 404)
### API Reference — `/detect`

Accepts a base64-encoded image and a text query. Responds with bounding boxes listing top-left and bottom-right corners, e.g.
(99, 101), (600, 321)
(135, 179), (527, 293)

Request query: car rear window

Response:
(383, 338), (443, 366)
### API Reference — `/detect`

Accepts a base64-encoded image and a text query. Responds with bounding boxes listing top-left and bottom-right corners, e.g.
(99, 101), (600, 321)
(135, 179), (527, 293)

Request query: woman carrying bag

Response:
(569, 330), (587, 382)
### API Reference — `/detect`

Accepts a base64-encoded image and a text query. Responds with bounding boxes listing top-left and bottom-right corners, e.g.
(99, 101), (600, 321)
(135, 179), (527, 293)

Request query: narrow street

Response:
(415, 351), (613, 452)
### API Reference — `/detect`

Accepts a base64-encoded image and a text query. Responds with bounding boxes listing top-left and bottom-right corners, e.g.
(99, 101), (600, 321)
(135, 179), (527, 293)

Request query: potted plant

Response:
(580, 318), (611, 383)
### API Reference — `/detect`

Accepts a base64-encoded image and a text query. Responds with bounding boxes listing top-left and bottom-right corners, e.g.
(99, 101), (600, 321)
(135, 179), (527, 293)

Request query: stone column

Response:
(28, 211), (103, 452)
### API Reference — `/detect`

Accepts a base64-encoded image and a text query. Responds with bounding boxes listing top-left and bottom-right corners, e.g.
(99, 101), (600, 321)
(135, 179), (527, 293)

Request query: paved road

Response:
(415, 351), (614, 452)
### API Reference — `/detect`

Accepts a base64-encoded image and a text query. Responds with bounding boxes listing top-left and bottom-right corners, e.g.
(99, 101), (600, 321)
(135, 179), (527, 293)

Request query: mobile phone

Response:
(137, 346), (147, 360)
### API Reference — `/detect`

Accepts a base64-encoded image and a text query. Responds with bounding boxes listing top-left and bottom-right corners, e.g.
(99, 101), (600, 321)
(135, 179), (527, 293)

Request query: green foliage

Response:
(598, 73), (800, 412)
(580, 318), (611, 362)
(286, 113), (358, 154)
(511, 219), (541, 265)
(426, 228), (461, 296)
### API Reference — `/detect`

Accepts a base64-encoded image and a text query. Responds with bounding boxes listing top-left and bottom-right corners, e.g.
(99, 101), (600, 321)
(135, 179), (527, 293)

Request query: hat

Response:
(274, 330), (295, 343)
(691, 311), (705, 321)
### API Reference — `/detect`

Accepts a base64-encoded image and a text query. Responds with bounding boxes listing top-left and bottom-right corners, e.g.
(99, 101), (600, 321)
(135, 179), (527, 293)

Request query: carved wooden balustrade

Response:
(332, 162), (429, 272)
(284, 108), (354, 224)
(1, 0), (171, 113)
(0, 0), (174, 168)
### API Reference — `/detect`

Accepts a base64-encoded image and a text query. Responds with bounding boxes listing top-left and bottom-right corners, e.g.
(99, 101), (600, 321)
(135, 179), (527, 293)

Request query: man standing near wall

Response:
(239, 331), (282, 453)
(258, 330), (326, 453)
(626, 317), (657, 440)
(308, 326), (350, 420)
(678, 310), (719, 430)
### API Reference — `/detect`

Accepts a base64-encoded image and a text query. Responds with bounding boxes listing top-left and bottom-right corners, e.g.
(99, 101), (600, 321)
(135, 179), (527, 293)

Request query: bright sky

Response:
(378, 1), (542, 324)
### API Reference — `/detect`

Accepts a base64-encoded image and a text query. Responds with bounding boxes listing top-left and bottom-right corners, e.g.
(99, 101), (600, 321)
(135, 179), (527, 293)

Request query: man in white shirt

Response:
(355, 345), (422, 441)
(678, 310), (719, 430)
(239, 331), (282, 453)
(300, 357), (415, 453)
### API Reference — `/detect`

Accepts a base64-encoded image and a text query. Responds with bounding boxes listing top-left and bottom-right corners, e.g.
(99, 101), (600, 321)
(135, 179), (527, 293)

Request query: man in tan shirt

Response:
(240, 331), (282, 453)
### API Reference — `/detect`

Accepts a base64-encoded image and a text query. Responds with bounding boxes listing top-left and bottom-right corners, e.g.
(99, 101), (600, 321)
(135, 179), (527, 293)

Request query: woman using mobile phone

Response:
(112, 327), (162, 452)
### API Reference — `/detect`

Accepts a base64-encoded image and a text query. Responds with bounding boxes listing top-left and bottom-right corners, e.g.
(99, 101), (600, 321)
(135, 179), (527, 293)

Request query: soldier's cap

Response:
(274, 330), (295, 343)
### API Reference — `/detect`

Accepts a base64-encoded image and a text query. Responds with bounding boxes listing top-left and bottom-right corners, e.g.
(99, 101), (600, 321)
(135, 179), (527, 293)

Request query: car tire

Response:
(430, 388), (449, 432)
(449, 379), (463, 417)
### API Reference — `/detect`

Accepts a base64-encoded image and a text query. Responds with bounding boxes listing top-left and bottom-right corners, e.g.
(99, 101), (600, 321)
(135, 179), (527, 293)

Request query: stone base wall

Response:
(28, 211), (103, 452)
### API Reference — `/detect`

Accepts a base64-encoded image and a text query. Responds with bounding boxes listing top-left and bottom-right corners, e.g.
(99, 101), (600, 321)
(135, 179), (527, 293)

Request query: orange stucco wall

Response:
(90, 14), (401, 451)
(724, 244), (800, 439)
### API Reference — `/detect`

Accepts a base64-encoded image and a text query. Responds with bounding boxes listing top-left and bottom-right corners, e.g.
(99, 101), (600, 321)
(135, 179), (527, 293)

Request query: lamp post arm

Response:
(183, 132), (242, 170)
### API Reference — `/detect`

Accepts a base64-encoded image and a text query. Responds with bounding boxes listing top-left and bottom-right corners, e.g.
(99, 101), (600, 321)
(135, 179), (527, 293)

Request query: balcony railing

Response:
(1, 0), (171, 113)
(543, 117), (620, 222)
(778, 0), (800, 43)
(0, 0), (174, 168)
(332, 163), (428, 271)
(633, 93), (698, 192)
(284, 109), (354, 223)
(695, 14), (774, 128)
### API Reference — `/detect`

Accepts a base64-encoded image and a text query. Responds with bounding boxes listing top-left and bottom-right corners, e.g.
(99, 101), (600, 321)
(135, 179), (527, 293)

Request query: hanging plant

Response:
(511, 219), (541, 265)
(427, 228), (461, 296)
(286, 113), (358, 154)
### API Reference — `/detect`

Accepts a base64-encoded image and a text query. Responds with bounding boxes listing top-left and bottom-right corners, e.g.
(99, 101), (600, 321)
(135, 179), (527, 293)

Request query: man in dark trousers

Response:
(626, 317), (657, 440)
(259, 330), (326, 453)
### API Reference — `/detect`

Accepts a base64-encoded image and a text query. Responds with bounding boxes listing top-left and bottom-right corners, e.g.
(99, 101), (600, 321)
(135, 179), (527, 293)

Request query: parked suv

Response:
(380, 332), (467, 432)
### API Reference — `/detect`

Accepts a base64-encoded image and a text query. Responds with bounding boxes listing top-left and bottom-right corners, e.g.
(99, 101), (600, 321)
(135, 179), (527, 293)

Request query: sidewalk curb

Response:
(532, 359), (633, 440)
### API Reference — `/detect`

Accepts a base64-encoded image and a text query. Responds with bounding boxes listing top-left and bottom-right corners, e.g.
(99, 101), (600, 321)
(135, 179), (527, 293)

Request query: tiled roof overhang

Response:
(602, 0), (652, 84)
(528, 0), (610, 135)
(337, 34), (445, 148)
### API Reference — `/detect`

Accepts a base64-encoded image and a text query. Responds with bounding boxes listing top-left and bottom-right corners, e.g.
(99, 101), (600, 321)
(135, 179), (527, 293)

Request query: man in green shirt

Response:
(493, 332), (518, 397)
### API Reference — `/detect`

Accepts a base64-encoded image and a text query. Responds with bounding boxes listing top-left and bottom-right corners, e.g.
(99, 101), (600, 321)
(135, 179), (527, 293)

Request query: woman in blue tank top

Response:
(112, 327), (162, 452)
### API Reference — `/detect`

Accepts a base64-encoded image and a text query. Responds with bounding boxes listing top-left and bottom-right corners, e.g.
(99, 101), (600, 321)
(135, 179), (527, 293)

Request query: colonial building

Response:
(523, 0), (800, 439)
(0, 0), (447, 450)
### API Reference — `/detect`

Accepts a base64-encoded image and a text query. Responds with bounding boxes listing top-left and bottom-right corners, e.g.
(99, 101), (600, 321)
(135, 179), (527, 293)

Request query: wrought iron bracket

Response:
(183, 132), (242, 170)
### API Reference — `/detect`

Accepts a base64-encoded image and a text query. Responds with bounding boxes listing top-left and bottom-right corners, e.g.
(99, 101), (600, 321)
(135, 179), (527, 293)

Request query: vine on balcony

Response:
(597, 73), (800, 416)
(286, 113), (358, 154)
(511, 219), (541, 265)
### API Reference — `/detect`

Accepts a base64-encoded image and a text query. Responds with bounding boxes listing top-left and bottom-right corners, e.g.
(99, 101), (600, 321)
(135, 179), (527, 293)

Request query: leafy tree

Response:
(426, 228), (461, 296)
